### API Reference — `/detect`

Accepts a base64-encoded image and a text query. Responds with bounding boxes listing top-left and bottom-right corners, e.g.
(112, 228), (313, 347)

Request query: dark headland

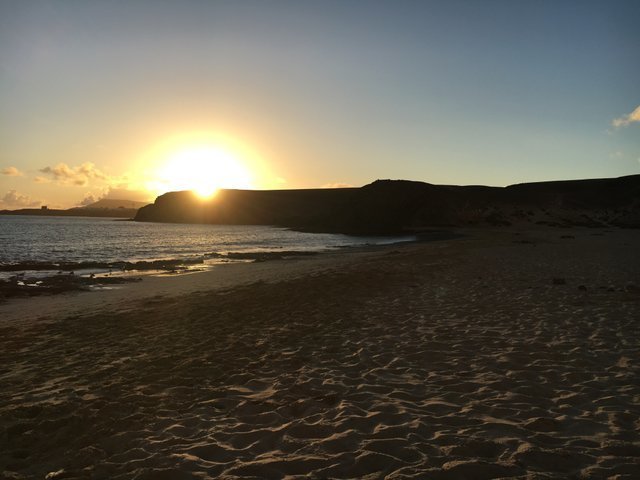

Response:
(135, 174), (640, 233)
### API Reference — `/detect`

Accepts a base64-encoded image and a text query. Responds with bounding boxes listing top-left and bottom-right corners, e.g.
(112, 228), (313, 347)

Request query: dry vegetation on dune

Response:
(1, 228), (639, 479)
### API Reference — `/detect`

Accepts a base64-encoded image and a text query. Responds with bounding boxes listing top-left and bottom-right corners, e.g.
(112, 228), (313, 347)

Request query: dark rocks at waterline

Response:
(0, 251), (331, 302)
(0, 251), (323, 274)
(0, 275), (142, 302)
(206, 251), (319, 262)
(0, 258), (206, 273)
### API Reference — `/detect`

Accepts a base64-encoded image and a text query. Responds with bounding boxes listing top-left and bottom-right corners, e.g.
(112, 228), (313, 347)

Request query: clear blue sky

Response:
(1, 0), (638, 207)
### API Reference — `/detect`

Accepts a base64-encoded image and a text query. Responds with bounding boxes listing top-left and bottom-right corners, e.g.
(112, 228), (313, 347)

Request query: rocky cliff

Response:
(134, 175), (640, 233)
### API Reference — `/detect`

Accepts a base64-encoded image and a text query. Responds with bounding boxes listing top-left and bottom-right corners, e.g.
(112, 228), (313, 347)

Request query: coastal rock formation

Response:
(135, 175), (640, 233)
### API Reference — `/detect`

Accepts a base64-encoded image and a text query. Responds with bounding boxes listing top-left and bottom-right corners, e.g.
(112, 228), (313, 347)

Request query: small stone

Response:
(552, 277), (566, 285)
(578, 285), (587, 291)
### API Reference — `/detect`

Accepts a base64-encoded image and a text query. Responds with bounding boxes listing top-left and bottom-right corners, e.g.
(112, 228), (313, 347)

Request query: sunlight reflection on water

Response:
(0, 215), (415, 267)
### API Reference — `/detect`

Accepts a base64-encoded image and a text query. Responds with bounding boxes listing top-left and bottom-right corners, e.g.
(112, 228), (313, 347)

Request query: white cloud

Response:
(1, 166), (23, 176)
(612, 105), (640, 128)
(39, 162), (107, 186)
(1, 190), (42, 208)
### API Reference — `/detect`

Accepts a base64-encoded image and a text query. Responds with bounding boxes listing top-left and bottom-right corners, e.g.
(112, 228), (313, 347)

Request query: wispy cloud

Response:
(322, 182), (354, 188)
(77, 194), (99, 206)
(1, 190), (41, 208)
(103, 187), (152, 202)
(75, 187), (152, 207)
(1, 166), (23, 176)
(39, 162), (107, 186)
(33, 176), (51, 184)
(612, 105), (640, 128)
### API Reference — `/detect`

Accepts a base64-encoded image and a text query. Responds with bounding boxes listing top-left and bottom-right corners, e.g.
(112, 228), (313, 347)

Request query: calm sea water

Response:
(0, 216), (414, 268)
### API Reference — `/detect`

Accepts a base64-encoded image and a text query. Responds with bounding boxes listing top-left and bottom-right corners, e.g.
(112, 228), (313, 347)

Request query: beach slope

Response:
(1, 227), (639, 479)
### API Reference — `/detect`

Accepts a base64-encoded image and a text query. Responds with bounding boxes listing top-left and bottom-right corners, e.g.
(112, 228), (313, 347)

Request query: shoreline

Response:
(1, 226), (639, 479)
(0, 229), (451, 318)
(0, 225), (632, 325)
(0, 219), (425, 302)
(0, 234), (427, 326)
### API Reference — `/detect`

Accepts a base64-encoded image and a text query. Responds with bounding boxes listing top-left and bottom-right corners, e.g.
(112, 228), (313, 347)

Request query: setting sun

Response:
(153, 146), (253, 198)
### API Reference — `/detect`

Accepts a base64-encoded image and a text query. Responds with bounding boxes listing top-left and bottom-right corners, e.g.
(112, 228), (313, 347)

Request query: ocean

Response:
(0, 215), (415, 278)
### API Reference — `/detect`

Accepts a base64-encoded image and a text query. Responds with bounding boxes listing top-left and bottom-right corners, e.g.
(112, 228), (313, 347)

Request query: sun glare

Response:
(154, 146), (253, 199)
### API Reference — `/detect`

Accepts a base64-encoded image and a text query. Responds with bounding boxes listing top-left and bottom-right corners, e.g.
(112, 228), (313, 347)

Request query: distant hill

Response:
(134, 175), (640, 233)
(79, 199), (149, 209)
(0, 198), (150, 219)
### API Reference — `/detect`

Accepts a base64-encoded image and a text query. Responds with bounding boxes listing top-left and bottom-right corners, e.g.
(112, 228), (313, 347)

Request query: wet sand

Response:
(1, 227), (639, 479)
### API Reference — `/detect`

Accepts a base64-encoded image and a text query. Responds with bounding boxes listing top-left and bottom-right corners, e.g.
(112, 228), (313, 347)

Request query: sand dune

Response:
(1, 228), (639, 479)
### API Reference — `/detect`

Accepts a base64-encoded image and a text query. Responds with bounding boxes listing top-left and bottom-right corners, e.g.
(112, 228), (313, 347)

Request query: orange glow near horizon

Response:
(162, 147), (252, 198)
(144, 135), (258, 198)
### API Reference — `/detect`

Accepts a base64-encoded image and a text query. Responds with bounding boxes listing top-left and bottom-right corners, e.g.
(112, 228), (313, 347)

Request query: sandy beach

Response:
(1, 227), (639, 479)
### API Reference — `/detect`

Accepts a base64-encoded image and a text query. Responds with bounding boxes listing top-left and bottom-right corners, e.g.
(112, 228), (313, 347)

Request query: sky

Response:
(1, 0), (639, 208)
